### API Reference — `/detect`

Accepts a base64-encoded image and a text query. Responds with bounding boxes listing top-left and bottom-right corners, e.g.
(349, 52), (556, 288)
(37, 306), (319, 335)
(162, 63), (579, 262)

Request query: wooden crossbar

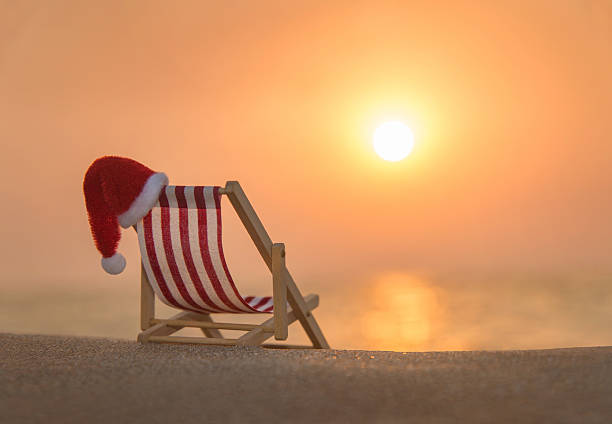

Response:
(148, 336), (238, 345)
(261, 344), (316, 349)
(151, 319), (274, 332)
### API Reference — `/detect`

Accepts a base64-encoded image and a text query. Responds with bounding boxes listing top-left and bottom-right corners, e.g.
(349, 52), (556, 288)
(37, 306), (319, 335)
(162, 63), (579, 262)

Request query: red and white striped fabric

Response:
(136, 186), (273, 314)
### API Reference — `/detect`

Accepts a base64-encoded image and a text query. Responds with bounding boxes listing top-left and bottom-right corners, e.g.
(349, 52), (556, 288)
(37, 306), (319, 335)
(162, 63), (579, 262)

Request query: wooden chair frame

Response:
(135, 181), (329, 349)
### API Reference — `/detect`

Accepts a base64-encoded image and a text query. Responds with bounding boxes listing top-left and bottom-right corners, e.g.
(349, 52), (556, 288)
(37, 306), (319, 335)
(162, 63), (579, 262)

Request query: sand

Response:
(2, 333), (612, 423)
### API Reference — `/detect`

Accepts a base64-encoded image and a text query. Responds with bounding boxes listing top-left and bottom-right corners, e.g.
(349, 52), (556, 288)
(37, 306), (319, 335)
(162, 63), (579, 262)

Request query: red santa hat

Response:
(83, 156), (168, 274)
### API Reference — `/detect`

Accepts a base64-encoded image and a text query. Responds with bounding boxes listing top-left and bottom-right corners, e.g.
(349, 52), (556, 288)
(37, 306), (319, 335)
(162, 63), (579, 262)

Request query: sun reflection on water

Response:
(361, 273), (444, 351)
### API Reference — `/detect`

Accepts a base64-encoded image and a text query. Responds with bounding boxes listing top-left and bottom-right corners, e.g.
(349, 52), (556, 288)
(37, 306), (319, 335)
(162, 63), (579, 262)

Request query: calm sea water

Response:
(2, 271), (611, 351)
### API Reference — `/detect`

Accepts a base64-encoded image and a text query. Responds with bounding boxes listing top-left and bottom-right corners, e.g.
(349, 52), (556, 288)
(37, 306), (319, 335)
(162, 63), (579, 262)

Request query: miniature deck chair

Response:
(134, 181), (329, 349)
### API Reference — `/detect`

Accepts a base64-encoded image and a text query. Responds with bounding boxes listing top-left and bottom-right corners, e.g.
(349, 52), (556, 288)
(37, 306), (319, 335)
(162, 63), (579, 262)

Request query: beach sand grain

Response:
(1, 333), (612, 423)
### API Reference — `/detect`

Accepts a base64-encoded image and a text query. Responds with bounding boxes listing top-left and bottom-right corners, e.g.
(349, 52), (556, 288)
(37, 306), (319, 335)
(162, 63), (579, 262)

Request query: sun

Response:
(372, 121), (415, 162)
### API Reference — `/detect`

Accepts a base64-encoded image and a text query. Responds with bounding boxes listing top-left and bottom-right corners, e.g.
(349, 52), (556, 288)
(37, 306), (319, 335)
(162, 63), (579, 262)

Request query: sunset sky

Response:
(1, 1), (611, 351)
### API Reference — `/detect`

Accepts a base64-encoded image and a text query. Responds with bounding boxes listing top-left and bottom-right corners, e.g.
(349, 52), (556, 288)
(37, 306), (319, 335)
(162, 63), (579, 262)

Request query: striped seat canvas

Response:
(136, 185), (273, 314)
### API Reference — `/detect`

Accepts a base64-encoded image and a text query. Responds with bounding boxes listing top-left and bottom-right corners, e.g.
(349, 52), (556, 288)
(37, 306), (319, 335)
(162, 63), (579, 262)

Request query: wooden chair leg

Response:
(140, 263), (155, 331)
(298, 311), (328, 348)
(272, 243), (288, 340)
(285, 273), (329, 348)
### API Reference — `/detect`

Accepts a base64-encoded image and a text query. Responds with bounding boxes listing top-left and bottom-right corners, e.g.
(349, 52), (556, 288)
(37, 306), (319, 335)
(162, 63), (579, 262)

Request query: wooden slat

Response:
(148, 336), (238, 345)
(150, 319), (273, 332)
(238, 293), (319, 346)
(261, 344), (316, 349)
(272, 243), (288, 340)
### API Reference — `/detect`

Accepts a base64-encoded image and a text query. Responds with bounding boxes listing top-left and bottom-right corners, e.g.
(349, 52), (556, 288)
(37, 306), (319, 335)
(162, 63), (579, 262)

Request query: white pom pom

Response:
(101, 253), (126, 275)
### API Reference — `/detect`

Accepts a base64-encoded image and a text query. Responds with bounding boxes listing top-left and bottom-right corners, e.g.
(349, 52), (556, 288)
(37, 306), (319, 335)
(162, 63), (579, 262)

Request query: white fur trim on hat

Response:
(101, 252), (126, 275)
(117, 172), (168, 228)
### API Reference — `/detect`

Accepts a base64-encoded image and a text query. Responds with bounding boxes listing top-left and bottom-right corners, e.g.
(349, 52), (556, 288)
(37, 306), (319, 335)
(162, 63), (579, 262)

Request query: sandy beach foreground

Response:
(2, 334), (612, 423)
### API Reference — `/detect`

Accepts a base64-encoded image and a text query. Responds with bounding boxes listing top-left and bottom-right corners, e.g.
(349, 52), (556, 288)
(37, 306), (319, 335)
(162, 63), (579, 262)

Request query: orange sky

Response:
(1, 1), (611, 349)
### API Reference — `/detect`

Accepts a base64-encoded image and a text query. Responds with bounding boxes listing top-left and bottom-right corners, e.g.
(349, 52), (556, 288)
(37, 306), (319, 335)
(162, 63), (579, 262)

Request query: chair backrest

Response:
(137, 186), (273, 314)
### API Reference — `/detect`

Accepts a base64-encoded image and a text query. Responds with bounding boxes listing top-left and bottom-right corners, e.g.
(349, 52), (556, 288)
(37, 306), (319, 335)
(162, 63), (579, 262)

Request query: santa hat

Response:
(83, 156), (168, 275)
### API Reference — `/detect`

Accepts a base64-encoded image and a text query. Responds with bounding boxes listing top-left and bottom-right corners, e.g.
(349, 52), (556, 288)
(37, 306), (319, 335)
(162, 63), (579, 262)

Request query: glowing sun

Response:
(372, 121), (415, 162)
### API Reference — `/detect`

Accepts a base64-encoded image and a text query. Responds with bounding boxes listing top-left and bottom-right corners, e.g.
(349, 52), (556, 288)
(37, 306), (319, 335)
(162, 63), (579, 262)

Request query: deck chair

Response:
(134, 181), (329, 349)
